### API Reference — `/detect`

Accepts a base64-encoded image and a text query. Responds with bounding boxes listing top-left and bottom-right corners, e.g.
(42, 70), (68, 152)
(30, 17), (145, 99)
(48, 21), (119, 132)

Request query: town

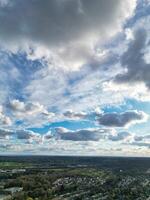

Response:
(0, 156), (149, 200)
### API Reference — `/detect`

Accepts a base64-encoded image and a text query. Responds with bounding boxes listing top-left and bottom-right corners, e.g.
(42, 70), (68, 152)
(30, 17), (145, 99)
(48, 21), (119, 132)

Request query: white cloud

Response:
(25, 61), (123, 112)
(8, 99), (55, 128)
(0, 105), (12, 126)
(102, 81), (150, 102)
(9, 99), (52, 118)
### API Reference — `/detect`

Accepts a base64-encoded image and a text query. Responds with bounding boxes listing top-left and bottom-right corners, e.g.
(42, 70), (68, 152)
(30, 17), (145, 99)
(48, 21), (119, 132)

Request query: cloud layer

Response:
(0, 0), (149, 156)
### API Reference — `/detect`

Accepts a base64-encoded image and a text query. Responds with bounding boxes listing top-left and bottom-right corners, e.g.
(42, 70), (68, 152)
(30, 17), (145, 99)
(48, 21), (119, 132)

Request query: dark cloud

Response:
(115, 28), (150, 88)
(55, 127), (101, 141)
(97, 111), (147, 127)
(0, 0), (135, 47)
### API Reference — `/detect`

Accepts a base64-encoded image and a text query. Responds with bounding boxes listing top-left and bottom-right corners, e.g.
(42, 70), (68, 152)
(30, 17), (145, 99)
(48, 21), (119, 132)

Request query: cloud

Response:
(0, 128), (13, 139)
(0, 128), (42, 143)
(15, 130), (42, 143)
(63, 110), (87, 119)
(129, 142), (150, 149)
(0, 126), (149, 155)
(54, 127), (137, 142)
(102, 80), (150, 102)
(108, 131), (132, 141)
(43, 132), (52, 140)
(134, 134), (150, 142)
(9, 99), (46, 115)
(25, 60), (125, 112)
(0, 144), (12, 151)
(0, 0), (136, 69)
(0, 113), (12, 126)
(9, 99), (54, 119)
(0, 0), (10, 7)
(120, 131), (150, 149)
(0, 0), (150, 157)
(97, 110), (148, 127)
(53, 127), (132, 142)
(115, 27), (150, 88)
(0, 105), (12, 126)
(55, 127), (109, 141)
(8, 99), (55, 128)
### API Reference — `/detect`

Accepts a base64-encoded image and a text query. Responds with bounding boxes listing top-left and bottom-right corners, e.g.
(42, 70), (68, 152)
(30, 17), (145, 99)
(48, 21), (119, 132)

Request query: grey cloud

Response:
(0, 128), (41, 143)
(115, 28), (150, 88)
(15, 130), (41, 144)
(54, 127), (132, 142)
(0, 0), (135, 46)
(15, 130), (36, 140)
(97, 110), (147, 127)
(0, 129), (13, 138)
(0, 129), (40, 140)
(134, 134), (150, 141)
(55, 127), (108, 141)
(0, 0), (136, 70)
(107, 131), (150, 143)
(43, 132), (52, 140)
(108, 131), (131, 141)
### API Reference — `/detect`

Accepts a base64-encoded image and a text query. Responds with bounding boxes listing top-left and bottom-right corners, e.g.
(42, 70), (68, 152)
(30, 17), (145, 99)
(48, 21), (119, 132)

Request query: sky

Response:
(0, 0), (150, 156)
